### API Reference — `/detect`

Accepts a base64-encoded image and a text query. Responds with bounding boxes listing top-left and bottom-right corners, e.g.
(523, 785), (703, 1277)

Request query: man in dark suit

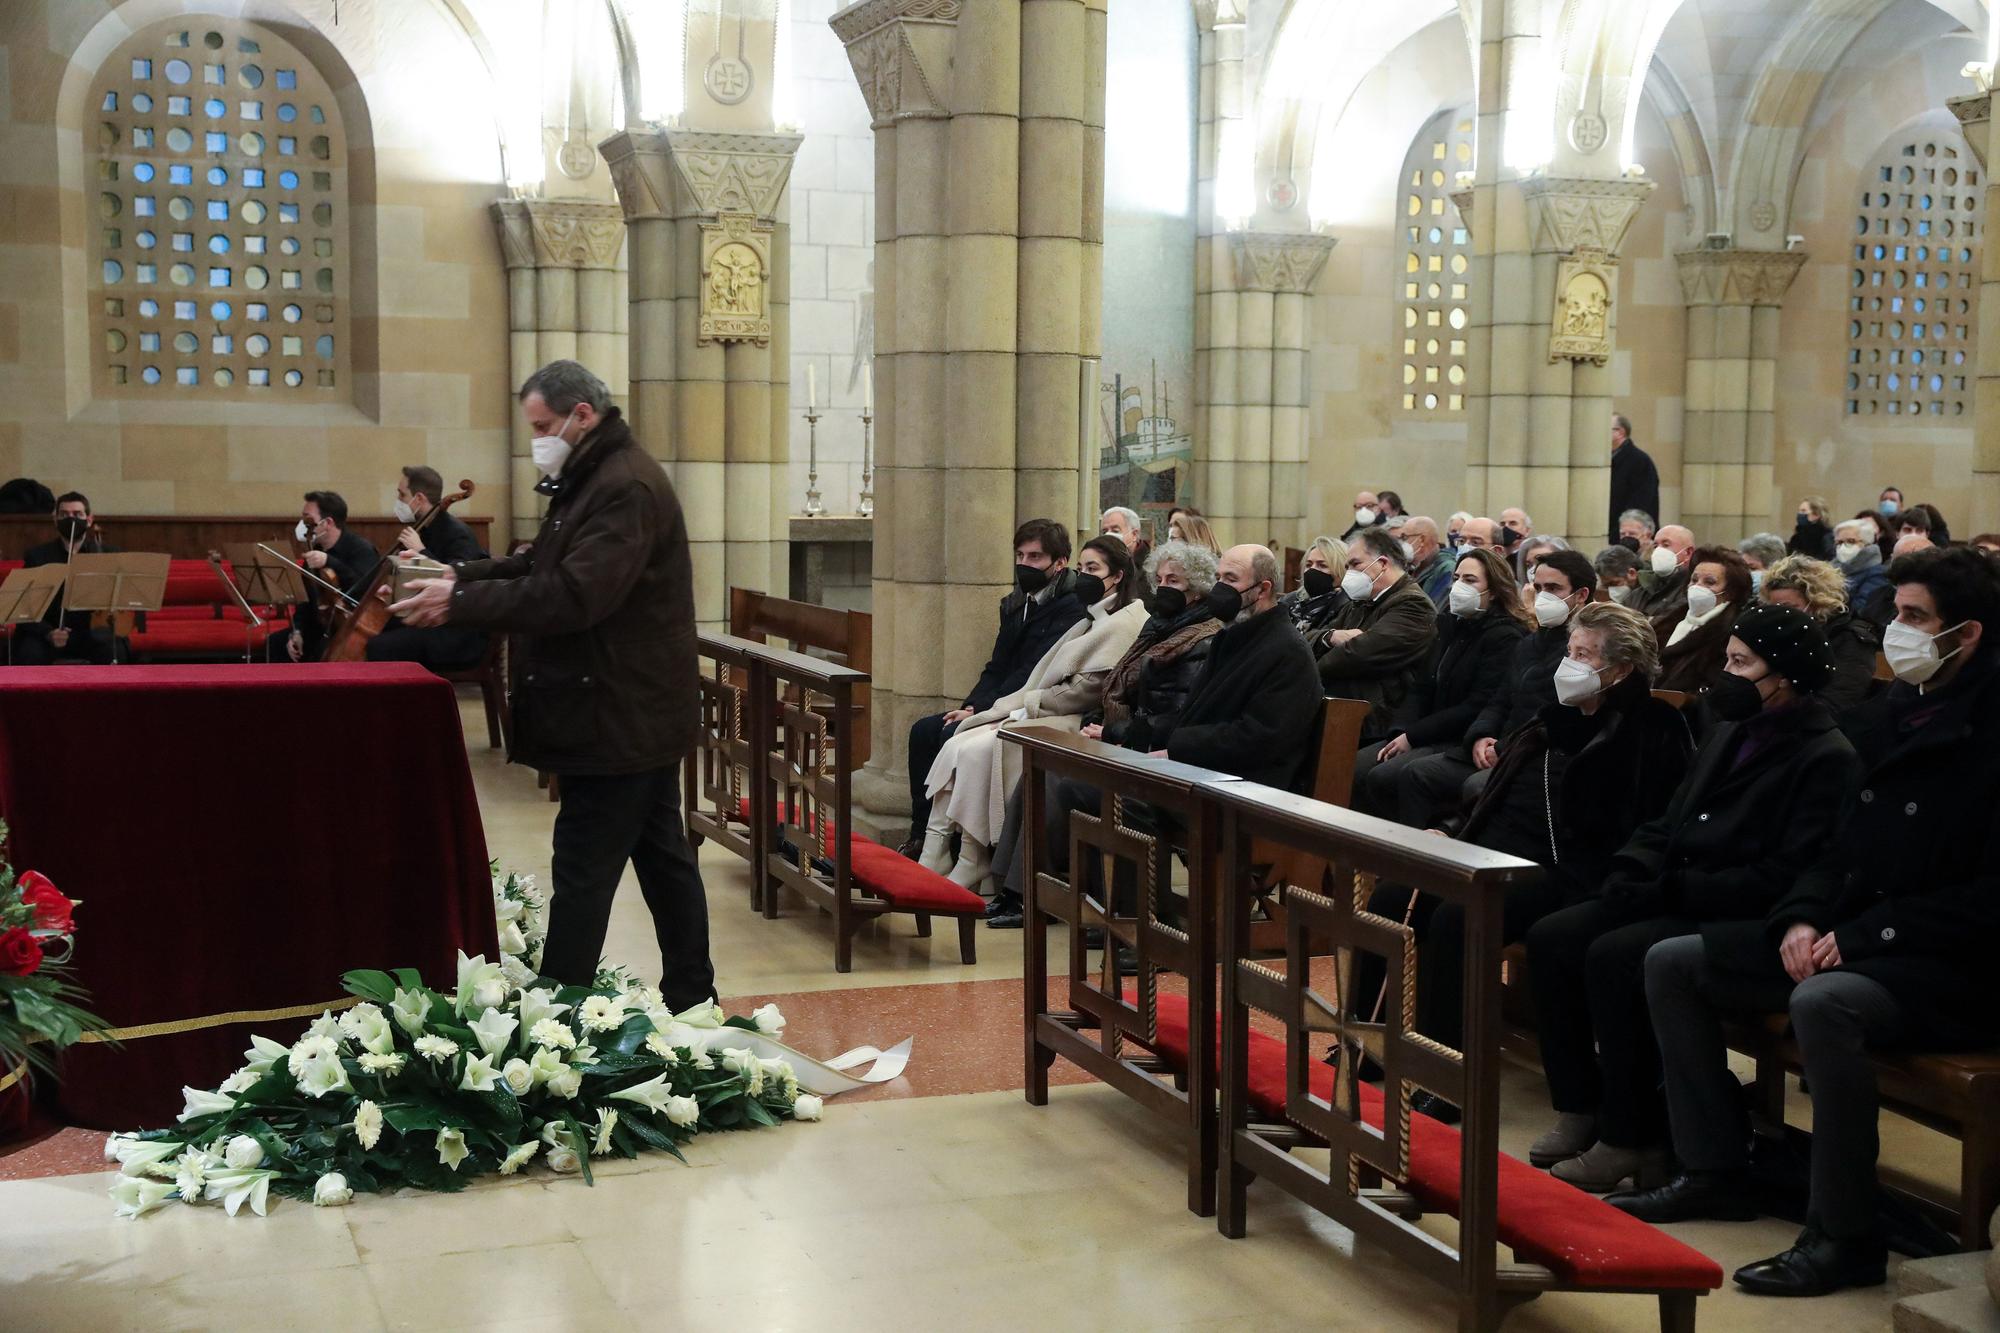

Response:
(391, 359), (712, 1006)
(1608, 413), (1661, 546)
(366, 465), (489, 671)
(283, 490), (378, 661)
(18, 491), (119, 665)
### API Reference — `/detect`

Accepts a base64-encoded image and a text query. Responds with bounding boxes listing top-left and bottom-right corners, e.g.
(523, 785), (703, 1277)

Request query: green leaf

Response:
(722, 1015), (758, 1032)
(742, 1100), (778, 1128)
(392, 968), (426, 993)
(341, 970), (398, 1005)
(11, 986), (82, 1045)
(604, 1013), (654, 1057)
(464, 1088), (523, 1138)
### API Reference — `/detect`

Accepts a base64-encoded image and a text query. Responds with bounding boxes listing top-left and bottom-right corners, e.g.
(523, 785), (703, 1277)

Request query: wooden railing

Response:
(729, 586), (872, 769)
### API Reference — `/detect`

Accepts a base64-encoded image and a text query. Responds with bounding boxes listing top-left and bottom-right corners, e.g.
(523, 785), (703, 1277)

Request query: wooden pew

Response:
(729, 586), (872, 769)
(682, 633), (771, 909)
(1248, 697), (1375, 951)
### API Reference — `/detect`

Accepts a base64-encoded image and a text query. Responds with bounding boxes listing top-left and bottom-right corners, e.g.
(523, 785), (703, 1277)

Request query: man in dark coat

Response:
(18, 491), (120, 665)
(1610, 548), (2000, 1299)
(391, 359), (711, 1007)
(367, 465), (490, 671)
(283, 490), (378, 662)
(901, 518), (1086, 853)
(1608, 413), (1661, 546)
(1316, 527), (1440, 744)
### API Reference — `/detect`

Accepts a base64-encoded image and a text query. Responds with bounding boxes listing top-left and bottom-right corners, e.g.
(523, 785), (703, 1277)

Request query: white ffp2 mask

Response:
(1553, 655), (1604, 705)
(532, 408), (581, 477)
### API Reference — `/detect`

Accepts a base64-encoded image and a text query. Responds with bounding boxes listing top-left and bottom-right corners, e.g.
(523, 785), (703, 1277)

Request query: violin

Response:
(322, 479), (475, 663)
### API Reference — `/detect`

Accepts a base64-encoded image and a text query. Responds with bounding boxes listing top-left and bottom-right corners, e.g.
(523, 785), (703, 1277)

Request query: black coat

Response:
(1654, 609), (1735, 697)
(1466, 624), (1569, 749)
(451, 408), (698, 776)
(1601, 699), (1860, 927)
(418, 509), (487, 564)
(962, 571), (1090, 714)
(1818, 611), (1881, 717)
(1703, 656), (2000, 1047)
(1394, 607), (1529, 748)
(1786, 521), (1835, 561)
(1102, 604), (1222, 749)
(1608, 441), (1661, 542)
(1161, 605), (1323, 792)
(298, 528), (379, 658)
(1317, 574), (1440, 741)
(1280, 586), (1347, 638)
(1632, 564), (1689, 625)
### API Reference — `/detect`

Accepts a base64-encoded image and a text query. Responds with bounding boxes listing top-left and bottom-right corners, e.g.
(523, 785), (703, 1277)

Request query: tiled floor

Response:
(0, 694), (1958, 1329)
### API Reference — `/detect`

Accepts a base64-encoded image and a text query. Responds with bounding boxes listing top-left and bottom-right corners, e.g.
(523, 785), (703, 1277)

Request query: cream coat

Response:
(925, 597), (1147, 845)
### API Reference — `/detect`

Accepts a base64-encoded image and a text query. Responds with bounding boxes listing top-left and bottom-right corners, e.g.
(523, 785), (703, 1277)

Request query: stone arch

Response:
(1637, 51), (1717, 245)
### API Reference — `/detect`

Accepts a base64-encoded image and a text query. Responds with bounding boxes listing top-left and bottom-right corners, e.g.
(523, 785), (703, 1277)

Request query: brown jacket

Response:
(448, 408), (699, 776)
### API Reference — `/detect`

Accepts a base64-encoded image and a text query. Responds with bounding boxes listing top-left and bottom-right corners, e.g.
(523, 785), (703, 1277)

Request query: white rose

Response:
(547, 1068), (583, 1099)
(751, 1003), (786, 1035)
(501, 1059), (535, 1096)
(312, 1172), (353, 1207)
(435, 1127), (469, 1171)
(223, 1135), (265, 1170)
(473, 978), (511, 1012)
(546, 1145), (580, 1174)
(792, 1093), (824, 1122)
(497, 920), (528, 957)
(353, 1100), (384, 1151)
(664, 1094), (701, 1128)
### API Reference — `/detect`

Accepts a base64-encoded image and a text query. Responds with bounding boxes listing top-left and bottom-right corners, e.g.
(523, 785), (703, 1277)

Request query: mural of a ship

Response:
(1099, 360), (1193, 539)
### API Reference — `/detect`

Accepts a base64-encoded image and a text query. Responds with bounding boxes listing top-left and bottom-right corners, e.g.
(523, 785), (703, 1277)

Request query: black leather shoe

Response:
(1319, 1045), (1385, 1084)
(896, 836), (923, 861)
(1605, 1170), (1759, 1223)
(983, 892), (1015, 920)
(987, 895), (1024, 930)
(1733, 1228), (1886, 1297)
(1408, 1090), (1460, 1125)
(1114, 945), (1140, 976)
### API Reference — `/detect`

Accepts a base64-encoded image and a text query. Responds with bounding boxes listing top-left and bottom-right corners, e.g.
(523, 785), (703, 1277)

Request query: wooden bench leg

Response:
(1752, 1050), (1786, 1132)
(1219, 1154), (1250, 1239)
(1960, 1114), (2000, 1251)
(1656, 1291), (1696, 1333)
(913, 912), (931, 938)
(957, 915), (976, 964)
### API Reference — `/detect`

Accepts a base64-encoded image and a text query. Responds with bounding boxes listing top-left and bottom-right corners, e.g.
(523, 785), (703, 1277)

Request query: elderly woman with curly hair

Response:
(1759, 554), (1881, 715)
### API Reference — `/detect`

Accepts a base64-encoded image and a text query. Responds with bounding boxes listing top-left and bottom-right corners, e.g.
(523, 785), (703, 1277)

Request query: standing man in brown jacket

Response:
(391, 359), (712, 1008)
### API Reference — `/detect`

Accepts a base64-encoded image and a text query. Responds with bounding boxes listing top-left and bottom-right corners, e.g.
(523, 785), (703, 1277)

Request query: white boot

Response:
(948, 836), (991, 890)
(918, 804), (955, 874)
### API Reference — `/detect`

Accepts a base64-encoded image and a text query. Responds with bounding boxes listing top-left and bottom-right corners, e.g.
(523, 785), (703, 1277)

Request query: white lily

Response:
(339, 1003), (397, 1056)
(114, 1139), (181, 1177)
(671, 1000), (726, 1029)
(459, 1052), (500, 1093)
(435, 1127), (469, 1171)
(467, 1008), (519, 1059)
(241, 1034), (290, 1077)
(526, 1047), (567, 1087)
(304, 1010), (345, 1043)
(110, 1174), (176, 1218)
(454, 951), (506, 1016)
(389, 987), (431, 1039)
(177, 1086), (238, 1122)
(609, 1072), (675, 1116)
(203, 1167), (277, 1217)
(497, 919), (529, 957)
(296, 1054), (352, 1100)
(515, 988), (570, 1033)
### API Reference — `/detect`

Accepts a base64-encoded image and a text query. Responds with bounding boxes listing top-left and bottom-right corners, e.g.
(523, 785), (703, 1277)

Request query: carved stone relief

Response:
(1550, 248), (1615, 365)
(699, 212), (774, 345)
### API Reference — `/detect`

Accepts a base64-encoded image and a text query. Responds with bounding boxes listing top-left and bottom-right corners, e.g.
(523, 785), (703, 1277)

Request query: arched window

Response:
(1397, 109), (1473, 415)
(88, 17), (349, 396)
(1846, 129), (1980, 418)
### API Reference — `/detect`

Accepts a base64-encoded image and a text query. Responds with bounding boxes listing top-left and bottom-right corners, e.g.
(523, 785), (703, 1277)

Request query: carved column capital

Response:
(1950, 91), (1991, 169)
(1227, 230), (1336, 295)
(492, 199), (625, 270)
(600, 129), (675, 223)
(1521, 175), (1656, 257)
(1192, 0), (1245, 32)
(1673, 247), (1809, 307)
(832, 0), (959, 126)
(491, 199), (537, 269)
(663, 129), (804, 223)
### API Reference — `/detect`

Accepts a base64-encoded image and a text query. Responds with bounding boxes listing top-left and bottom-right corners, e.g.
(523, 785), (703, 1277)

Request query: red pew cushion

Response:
(1143, 993), (1723, 1292)
(733, 798), (984, 914)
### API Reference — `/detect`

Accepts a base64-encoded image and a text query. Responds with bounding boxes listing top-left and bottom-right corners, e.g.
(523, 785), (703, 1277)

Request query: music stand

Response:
(0, 566), (68, 666)
(208, 555), (271, 664)
(63, 553), (170, 665)
(223, 542), (309, 608)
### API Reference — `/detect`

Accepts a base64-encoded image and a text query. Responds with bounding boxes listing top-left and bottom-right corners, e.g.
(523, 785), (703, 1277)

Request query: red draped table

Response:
(0, 664), (498, 1129)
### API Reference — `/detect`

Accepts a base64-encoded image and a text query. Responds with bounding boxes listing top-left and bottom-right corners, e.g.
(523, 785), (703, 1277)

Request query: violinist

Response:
(283, 490), (377, 662)
(364, 466), (488, 670)
(17, 492), (119, 665)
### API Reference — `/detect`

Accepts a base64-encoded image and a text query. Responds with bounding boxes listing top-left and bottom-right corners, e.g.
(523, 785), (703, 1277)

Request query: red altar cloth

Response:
(0, 664), (498, 1129)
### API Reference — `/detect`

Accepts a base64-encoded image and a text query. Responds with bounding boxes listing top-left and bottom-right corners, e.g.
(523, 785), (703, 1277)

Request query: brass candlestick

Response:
(858, 407), (874, 518)
(803, 407), (825, 517)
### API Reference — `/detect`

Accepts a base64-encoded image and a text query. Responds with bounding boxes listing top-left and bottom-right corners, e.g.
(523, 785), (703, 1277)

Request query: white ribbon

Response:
(724, 1030), (913, 1097)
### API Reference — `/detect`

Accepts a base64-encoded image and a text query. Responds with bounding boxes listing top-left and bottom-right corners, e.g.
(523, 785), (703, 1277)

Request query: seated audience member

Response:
(1498, 507), (1534, 579)
(1896, 504), (1934, 548)
(1894, 529), (1935, 558)
(1834, 518), (1893, 626)
(919, 538), (1146, 889)
(285, 490), (379, 662)
(1614, 547), (2000, 1299)
(1168, 509), (1222, 556)
(1655, 546), (1750, 697)
(1365, 602), (1693, 1121)
(988, 541), (1222, 925)
(1915, 501), (1952, 548)
(1516, 534), (1568, 578)
(1737, 533), (1785, 586)
(366, 465), (489, 671)
(1973, 533), (2000, 557)
(1342, 490), (1386, 541)
(1377, 490), (1408, 528)
(1864, 507), (1903, 562)
(1377, 549), (1595, 829)
(1353, 547), (1530, 818)
(1279, 536), (1348, 637)
(1445, 511), (1474, 551)
(1456, 516), (1502, 552)
(900, 518), (1086, 856)
(1099, 505), (1145, 557)
(1618, 509), (1658, 557)
(1788, 496), (1836, 560)
(1316, 528), (1441, 743)
(1877, 485), (1903, 519)
(1759, 556), (1880, 715)
(1403, 517), (1454, 608)
(1525, 605), (1858, 1190)
(18, 492), (120, 665)
(1631, 523), (1696, 622)
(1595, 544), (1643, 605)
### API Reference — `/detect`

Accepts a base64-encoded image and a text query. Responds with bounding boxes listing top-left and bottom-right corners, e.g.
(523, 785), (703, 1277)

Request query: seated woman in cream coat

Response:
(919, 536), (1148, 890)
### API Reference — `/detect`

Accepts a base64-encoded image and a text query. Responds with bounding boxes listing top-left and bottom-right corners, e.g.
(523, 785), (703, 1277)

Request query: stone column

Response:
(834, 0), (1106, 821)
(1192, 0), (1246, 540)
(603, 128), (802, 629)
(1674, 248), (1807, 543)
(491, 199), (629, 544)
(1951, 90), (2000, 532)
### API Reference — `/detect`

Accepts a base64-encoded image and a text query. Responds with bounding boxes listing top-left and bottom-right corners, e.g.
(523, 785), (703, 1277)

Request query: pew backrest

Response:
(729, 586), (872, 768)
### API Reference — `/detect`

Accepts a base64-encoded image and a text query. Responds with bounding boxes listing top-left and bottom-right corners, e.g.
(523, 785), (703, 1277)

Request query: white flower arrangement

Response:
(103, 864), (817, 1219)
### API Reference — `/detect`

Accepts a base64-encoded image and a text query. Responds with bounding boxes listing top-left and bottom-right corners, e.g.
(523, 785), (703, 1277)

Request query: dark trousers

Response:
(13, 625), (116, 665)
(543, 765), (715, 1011)
(1646, 934), (1902, 1240)
(1385, 747), (1480, 829)
(1362, 877), (1567, 1052)
(1526, 899), (1693, 1146)
(906, 710), (958, 840)
(366, 621), (487, 672)
(1352, 741), (1456, 821)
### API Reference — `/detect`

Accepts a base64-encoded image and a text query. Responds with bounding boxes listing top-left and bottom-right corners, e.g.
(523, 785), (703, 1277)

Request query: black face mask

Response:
(1206, 581), (1244, 622)
(1071, 572), (1107, 606)
(1616, 535), (1640, 554)
(1498, 525), (1524, 549)
(56, 516), (88, 543)
(1708, 670), (1771, 723)
(1147, 586), (1188, 619)
(1301, 567), (1336, 599)
(1015, 563), (1050, 595)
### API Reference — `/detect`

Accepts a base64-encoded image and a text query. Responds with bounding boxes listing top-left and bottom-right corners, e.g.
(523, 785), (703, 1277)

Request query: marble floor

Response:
(0, 693), (1959, 1330)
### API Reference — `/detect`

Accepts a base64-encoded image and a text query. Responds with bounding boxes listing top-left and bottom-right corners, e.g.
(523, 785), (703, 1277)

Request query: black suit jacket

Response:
(1161, 605), (1323, 791)
(1609, 441), (1662, 541)
(962, 572), (1090, 714)
(418, 510), (486, 565)
(297, 528), (380, 658)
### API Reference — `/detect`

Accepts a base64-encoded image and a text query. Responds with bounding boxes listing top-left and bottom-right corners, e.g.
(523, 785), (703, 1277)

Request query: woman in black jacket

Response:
(1759, 555), (1881, 715)
(1279, 536), (1349, 638)
(1359, 603), (1695, 1120)
(1353, 547), (1529, 817)
(1523, 605), (1861, 1189)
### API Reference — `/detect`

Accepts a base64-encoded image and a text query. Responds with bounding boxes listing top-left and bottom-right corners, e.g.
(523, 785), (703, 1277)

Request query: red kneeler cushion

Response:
(1143, 993), (1722, 1292)
(733, 799), (985, 915)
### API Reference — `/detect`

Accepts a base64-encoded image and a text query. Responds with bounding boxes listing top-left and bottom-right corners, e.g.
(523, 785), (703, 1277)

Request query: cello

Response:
(322, 478), (475, 663)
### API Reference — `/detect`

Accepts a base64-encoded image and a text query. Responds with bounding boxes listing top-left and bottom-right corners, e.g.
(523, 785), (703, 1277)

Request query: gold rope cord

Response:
(0, 995), (359, 1093)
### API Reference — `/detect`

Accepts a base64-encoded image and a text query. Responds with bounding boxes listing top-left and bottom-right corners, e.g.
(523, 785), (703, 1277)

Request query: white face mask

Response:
(1341, 566), (1377, 601)
(1532, 590), (1572, 628)
(295, 519), (311, 543)
(1882, 618), (1967, 685)
(1651, 545), (1679, 577)
(1686, 584), (1719, 618)
(1448, 579), (1483, 618)
(1553, 655), (1605, 705)
(1835, 542), (1862, 564)
(1354, 507), (1377, 527)
(1607, 584), (1634, 605)
(1399, 540), (1416, 563)
(393, 499), (417, 525)
(532, 408), (581, 477)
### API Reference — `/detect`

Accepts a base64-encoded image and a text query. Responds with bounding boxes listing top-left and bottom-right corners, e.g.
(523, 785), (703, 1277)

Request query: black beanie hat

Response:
(1731, 603), (1834, 695)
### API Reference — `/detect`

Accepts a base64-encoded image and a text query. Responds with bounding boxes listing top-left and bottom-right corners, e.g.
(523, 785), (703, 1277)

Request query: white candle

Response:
(863, 364), (873, 413)
(807, 363), (817, 412)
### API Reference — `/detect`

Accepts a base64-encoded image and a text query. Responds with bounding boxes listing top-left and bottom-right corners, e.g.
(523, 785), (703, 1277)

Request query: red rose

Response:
(16, 873), (74, 935)
(0, 928), (42, 976)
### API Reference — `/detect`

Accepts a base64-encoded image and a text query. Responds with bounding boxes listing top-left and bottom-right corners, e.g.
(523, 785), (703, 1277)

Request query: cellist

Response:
(363, 465), (488, 670)
(283, 490), (376, 662)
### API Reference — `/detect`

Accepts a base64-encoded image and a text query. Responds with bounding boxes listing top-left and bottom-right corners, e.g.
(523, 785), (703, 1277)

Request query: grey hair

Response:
(1618, 508), (1657, 534)
(1739, 532), (1787, 569)
(1594, 544), (1641, 579)
(1101, 505), (1141, 528)
(1354, 526), (1407, 570)
(1447, 510), (1474, 527)
(1145, 539), (1218, 597)
(1519, 535), (1568, 561)
(519, 359), (612, 415)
